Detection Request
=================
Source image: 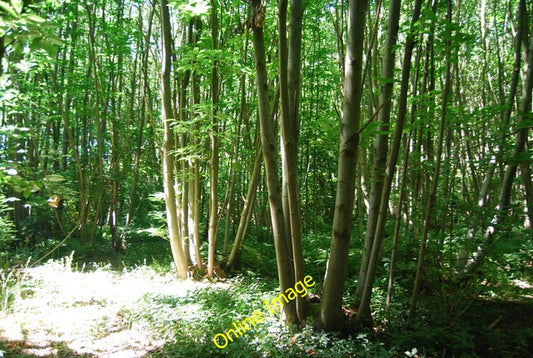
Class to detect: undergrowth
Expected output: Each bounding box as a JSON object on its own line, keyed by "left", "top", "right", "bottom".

{"left": 1, "top": 255, "right": 532, "bottom": 358}
{"left": 134, "top": 277, "right": 401, "bottom": 358}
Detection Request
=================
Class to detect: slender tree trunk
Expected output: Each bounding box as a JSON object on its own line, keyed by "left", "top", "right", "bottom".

{"left": 279, "top": 0, "right": 306, "bottom": 322}
{"left": 0, "top": 36, "right": 4, "bottom": 75}
{"left": 225, "top": 84, "right": 278, "bottom": 271}
{"left": 108, "top": 0, "right": 126, "bottom": 252}
{"left": 207, "top": 0, "right": 221, "bottom": 278}
{"left": 279, "top": 0, "right": 292, "bottom": 262}
{"left": 86, "top": 2, "right": 107, "bottom": 245}
{"left": 523, "top": 154, "right": 533, "bottom": 229}
{"left": 354, "top": 0, "right": 405, "bottom": 326}
{"left": 124, "top": 2, "right": 155, "bottom": 235}
{"left": 458, "top": 24, "right": 533, "bottom": 281}
{"left": 225, "top": 137, "right": 262, "bottom": 272}
{"left": 161, "top": 0, "right": 188, "bottom": 279}
{"left": 410, "top": 0, "right": 453, "bottom": 318}
{"left": 188, "top": 22, "right": 202, "bottom": 268}
{"left": 354, "top": 0, "right": 402, "bottom": 307}
{"left": 52, "top": 11, "right": 87, "bottom": 242}
{"left": 386, "top": 129, "right": 412, "bottom": 307}
{"left": 317, "top": 0, "right": 368, "bottom": 332}
{"left": 250, "top": 0, "right": 297, "bottom": 323}
{"left": 222, "top": 42, "right": 250, "bottom": 255}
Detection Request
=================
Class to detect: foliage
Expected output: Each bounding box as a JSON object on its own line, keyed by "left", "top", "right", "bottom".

{"left": 0, "top": 0, "right": 532, "bottom": 355}
{"left": 0, "top": 256, "right": 531, "bottom": 356}
{"left": 0, "top": 195, "right": 16, "bottom": 263}
{"left": 0, "top": 259, "right": 31, "bottom": 312}
{"left": 0, "top": 0, "right": 63, "bottom": 57}
{"left": 137, "top": 276, "right": 399, "bottom": 358}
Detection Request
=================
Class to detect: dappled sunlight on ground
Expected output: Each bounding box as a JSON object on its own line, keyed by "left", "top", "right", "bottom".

{"left": 513, "top": 279, "right": 533, "bottom": 297}
{"left": 0, "top": 259, "right": 227, "bottom": 358}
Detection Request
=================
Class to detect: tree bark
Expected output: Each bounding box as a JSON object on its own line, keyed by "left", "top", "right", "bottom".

{"left": 161, "top": 0, "right": 189, "bottom": 280}
{"left": 317, "top": 0, "right": 368, "bottom": 332}
{"left": 354, "top": 0, "right": 402, "bottom": 308}
{"left": 225, "top": 137, "right": 262, "bottom": 272}
{"left": 410, "top": 0, "right": 453, "bottom": 318}
{"left": 354, "top": 0, "right": 403, "bottom": 326}
{"left": 458, "top": 21, "right": 533, "bottom": 281}
{"left": 207, "top": 0, "right": 221, "bottom": 278}
{"left": 250, "top": 0, "right": 297, "bottom": 323}
{"left": 279, "top": 0, "right": 306, "bottom": 322}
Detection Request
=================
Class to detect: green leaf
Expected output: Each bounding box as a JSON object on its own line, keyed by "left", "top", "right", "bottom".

{"left": 10, "top": 0, "right": 22, "bottom": 13}
{"left": 45, "top": 34, "right": 64, "bottom": 46}
{"left": 45, "top": 174, "right": 66, "bottom": 182}
{"left": 177, "top": 0, "right": 210, "bottom": 17}
{"left": 421, "top": 8, "right": 437, "bottom": 22}
{"left": 22, "top": 13, "right": 46, "bottom": 23}
{"left": 23, "top": 189, "right": 31, "bottom": 199}
{"left": 0, "top": 1, "right": 17, "bottom": 17}
{"left": 30, "top": 36, "right": 43, "bottom": 52}
{"left": 41, "top": 40, "right": 59, "bottom": 58}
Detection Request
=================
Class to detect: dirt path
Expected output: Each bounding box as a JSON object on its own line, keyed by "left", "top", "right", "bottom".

{"left": 0, "top": 260, "right": 212, "bottom": 358}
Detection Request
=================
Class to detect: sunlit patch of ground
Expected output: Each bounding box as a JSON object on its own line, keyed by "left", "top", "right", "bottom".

{"left": 512, "top": 279, "right": 533, "bottom": 299}
{"left": 0, "top": 259, "right": 227, "bottom": 358}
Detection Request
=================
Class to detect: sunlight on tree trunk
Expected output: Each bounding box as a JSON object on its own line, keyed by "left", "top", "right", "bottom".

{"left": 160, "top": 0, "right": 188, "bottom": 280}
{"left": 251, "top": 0, "right": 297, "bottom": 324}
{"left": 207, "top": 0, "right": 221, "bottom": 278}
{"left": 317, "top": 0, "right": 368, "bottom": 332}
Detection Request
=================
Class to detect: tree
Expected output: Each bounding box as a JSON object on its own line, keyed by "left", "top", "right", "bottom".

{"left": 317, "top": 0, "right": 369, "bottom": 332}
{"left": 160, "top": 0, "right": 189, "bottom": 280}
{"left": 207, "top": 0, "right": 221, "bottom": 278}
{"left": 409, "top": 0, "right": 454, "bottom": 318}
{"left": 457, "top": 0, "right": 533, "bottom": 282}
{"left": 354, "top": 0, "right": 404, "bottom": 326}
{"left": 250, "top": 0, "right": 297, "bottom": 323}
{"left": 278, "top": 0, "right": 306, "bottom": 322}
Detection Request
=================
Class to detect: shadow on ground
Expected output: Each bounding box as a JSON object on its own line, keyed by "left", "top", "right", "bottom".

{"left": 0, "top": 339, "right": 97, "bottom": 358}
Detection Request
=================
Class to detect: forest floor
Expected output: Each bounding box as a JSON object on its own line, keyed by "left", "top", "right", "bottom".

{"left": 0, "top": 258, "right": 227, "bottom": 358}
{"left": 0, "top": 257, "right": 532, "bottom": 358}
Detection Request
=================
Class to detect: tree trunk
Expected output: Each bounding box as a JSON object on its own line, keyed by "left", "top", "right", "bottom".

{"left": 458, "top": 21, "right": 533, "bottom": 281}
{"left": 317, "top": 0, "right": 368, "bottom": 332}
{"left": 123, "top": 2, "right": 155, "bottom": 240}
{"left": 279, "top": 0, "right": 306, "bottom": 322}
{"left": 354, "top": 0, "right": 402, "bottom": 308}
{"left": 354, "top": 0, "right": 403, "bottom": 326}
{"left": 250, "top": 0, "right": 297, "bottom": 323}
{"left": 207, "top": 0, "right": 221, "bottom": 278}
{"left": 225, "top": 137, "right": 262, "bottom": 272}
{"left": 160, "top": 0, "right": 188, "bottom": 280}
{"left": 410, "top": 0, "right": 453, "bottom": 318}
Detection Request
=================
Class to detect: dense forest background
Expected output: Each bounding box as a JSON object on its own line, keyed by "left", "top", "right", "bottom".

{"left": 1, "top": 0, "right": 532, "bottom": 356}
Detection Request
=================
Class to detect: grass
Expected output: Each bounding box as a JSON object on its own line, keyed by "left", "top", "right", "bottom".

{"left": 0, "top": 253, "right": 532, "bottom": 358}
{"left": 0, "top": 256, "right": 216, "bottom": 357}
{"left": 0, "top": 255, "right": 394, "bottom": 357}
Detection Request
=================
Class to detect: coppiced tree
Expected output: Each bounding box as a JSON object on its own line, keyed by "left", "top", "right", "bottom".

{"left": 354, "top": 0, "right": 403, "bottom": 326}
{"left": 160, "top": 0, "right": 189, "bottom": 279}
{"left": 250, "top": 0, "right": 298, "bottom": 323}
{"left": 207, "top": 0, "right": 221, "bottom": 278}
{"left": 457, "top": 0, "right": 533, "bottom": 282}
{"left": 317, "top": 0, "right": 368, "bottom": 332}
{"left": 278, "top": 0, "right": 306, "bottom": 322}
{"left": 1, "top": 1, "right": 532, "bottom": 348}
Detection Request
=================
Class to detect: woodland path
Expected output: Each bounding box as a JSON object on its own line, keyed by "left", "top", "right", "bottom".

{"left": 0, "top": 260, "right": 217, "bottom": 358}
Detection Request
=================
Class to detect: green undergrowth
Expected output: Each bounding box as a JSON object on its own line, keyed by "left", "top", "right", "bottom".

{"left": 139, "top": 276, "right": 398, "bottom": 358}
{"left": 1, "top": 255, "right": 532, "bottom": 358}
{"left": 137, "top": 273, "right": 533, "bottom": 357}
